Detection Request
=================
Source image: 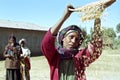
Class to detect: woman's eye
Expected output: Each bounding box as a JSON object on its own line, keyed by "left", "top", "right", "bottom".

{"left": 69, "top": 35, "right": 74, "bottom": 39}
{"left": 68, "top": 36, "right": 79, "bottom": 41}
{"left": 75, "top": 38, "right": 79, "bottom": 41}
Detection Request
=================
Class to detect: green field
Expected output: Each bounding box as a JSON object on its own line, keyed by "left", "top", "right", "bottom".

{"left": 0, "top": 49, "right": 120, "bottom": 80}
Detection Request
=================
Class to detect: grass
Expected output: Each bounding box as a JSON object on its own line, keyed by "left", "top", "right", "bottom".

{"left": 86, "top": 49, "right": 120, "bottom": 80}
{"left": 0, "top": 49, "right": 120, "bottom": 80}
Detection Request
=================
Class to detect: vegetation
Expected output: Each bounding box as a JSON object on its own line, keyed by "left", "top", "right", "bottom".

{"left": 81, "top": 23, "right": 120, "bottom": 49}
{"left": 0, "top": 49, "right": 120, "bottom": 80}
{"left": 116, "top": 23, "right": 120, "bottom": 33}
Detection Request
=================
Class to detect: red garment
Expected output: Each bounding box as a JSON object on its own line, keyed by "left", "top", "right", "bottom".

{"left": 24, "top": 57, "right": 31, "bottom": 70}
{"left": 41, "top": 29, "right": 102, "bottom": 80}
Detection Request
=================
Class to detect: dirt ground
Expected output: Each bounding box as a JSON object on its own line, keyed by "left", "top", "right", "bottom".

{"left": 30, "top": 56, "right": 50, "bottom": 80}
{"left": 0, "top": 49, "right": 120, "bottom": 80}
{"left": 0, "top": 56, "right": 49, "bottom": 80}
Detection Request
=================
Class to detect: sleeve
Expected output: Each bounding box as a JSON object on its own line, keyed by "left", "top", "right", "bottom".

{"left": 3, "top": 45, "right": 10, "bottom": 58}
{"left": 27, "top": 49, "right": 31, "bottom": 57}
{"left": 75, "top": 48, "right": 91, "bottom": 67}
{"left": 25, "top": 48, "right": 31, "bottom": 57}
{"left": 75, "top": 18, "right": 103, "bottom": 67}
{"left": 88, "top": 18, "right": 103, "bottom": 64}
{"left": 41, "top": 29, "right": 59, "bottom": 64}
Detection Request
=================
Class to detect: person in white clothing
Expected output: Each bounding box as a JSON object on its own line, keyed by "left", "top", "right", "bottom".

{"left": 19, "top": 38, "right": 31, "bottom": 80}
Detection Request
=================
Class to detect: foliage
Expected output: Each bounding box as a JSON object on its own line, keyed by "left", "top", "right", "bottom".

{"left": 116, "top": 23, "right": 120, "bottom": 33}
{"left": 80, "top": 27, "right": 91, "bottom": 47}
{"left": 113, "top": 38, "right": 120, "bottom": 49}
{"left": 118, "top": 35, "right": 120, "bottom": 39}
{"left": 102, "top": 27, "right": 116, "bottom": 45}
{"left": 102, "top": 27, "right": 116, "bottom": 38}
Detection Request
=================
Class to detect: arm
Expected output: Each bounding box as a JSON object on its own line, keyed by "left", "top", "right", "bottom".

{"left": 87, "top": 0, "right": 116, "bottom": 56}
{"left": 3, "top": 50, "right": 10, "bottom": 58}
{"left": 41, "top": 5, "right": 74, "bottom": 64}
{"left": 3, "top": 45, "right": 11, "bottom": 58}
{"left": 50, "top": 4, "right": 74, "bottom": 36}
{"left": 88, "top": 18, "right": 103, "bottom": 63}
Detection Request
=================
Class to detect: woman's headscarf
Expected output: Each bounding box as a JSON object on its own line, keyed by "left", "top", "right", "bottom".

{"left": 19, "top": 38, "right": 26, "bottom": 45}
{"left": 57, "top": 25, "right": 85, "bottom": 58}
{"left": 58, "top": 25, "right": 85, "bottom": 47}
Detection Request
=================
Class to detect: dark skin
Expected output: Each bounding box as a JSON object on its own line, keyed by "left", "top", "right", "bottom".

{"left": 3, "top": 37, "right": 15, "bottom": 58}
{"left": 62, "top": 32, "right": 80, "bottom": 49}
{"left": 51, "top": 0, "right": 116, "bottom": 49}
{"left": 51, "top": 4, "right": 74, "bottom": 36}
{"left": 3, "top": 37, "right": 20, "bottom": 58}
{"left": 20, "top": 41, "right": 25, "bottom": 47}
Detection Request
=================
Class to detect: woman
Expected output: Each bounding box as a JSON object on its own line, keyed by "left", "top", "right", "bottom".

{"left": 3, "top": 34, "right": 22, "bottom": 80}
{"left": 41, "top": 1, "right": 115, "bottom": 80}
{"left": 19, "top": 38, "right": 31, "bottom": 80}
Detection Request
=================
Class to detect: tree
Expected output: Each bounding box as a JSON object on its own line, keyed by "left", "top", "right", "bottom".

{"left": 102, "top": 27, "right": 116, "bottom": 49}
{"left": 116, "top": 23, "right": 120, "bottom": 33}
{"left": 116, "top": 23, "right": 120, "bottom": 40}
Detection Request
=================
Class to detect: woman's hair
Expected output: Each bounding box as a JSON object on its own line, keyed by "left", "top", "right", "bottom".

{"left": 8, "top": 34, "right": 16, "bottom": 42}
{"left": 7, "top": 34, "right": 18, "bottom": 46}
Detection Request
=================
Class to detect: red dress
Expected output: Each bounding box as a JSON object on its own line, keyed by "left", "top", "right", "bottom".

{"left": 41, "top": 29, "right": 102, "bottom": 80}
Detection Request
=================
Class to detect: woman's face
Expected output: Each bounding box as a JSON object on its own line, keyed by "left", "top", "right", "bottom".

{"left": 8, "top": 37, "right": 16, "bottom": 46}
{"left": 9, "top": 37, "right": 15, "bottom": 44}
{"left": 62, "top": 32, "right": 80, "bottom": 50}
{"left": 20, "top": 41, "right": 25, "bottom": 47}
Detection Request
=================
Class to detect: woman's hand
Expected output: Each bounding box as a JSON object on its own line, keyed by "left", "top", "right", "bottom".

{"left": 63, "top": 4, "right": 74, "bottom": 20}
{"left": 51, "top": 4, "right": 75, "bottom": 36}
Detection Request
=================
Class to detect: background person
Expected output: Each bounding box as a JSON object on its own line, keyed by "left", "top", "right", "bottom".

{"left": 3, "top": 34, "right": 22, "bottom": 80}
{"left": 19, "top": 38, "right": 31, "bottom": 80}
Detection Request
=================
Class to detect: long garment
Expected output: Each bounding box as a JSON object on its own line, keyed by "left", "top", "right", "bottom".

{"left": 4, "top": 44, "right": 22, "bottom": 80}
{"left": 6, "top": 69, "right": 21, "bottom": 80}
{"left": 41, "top": 29, "right": 102, "bottom": 80}
{"left": 20, "top": 47, "right": 31, "bottom": 80}
{"left": 20, "top": 57, "right": 30, "bottom": 80}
